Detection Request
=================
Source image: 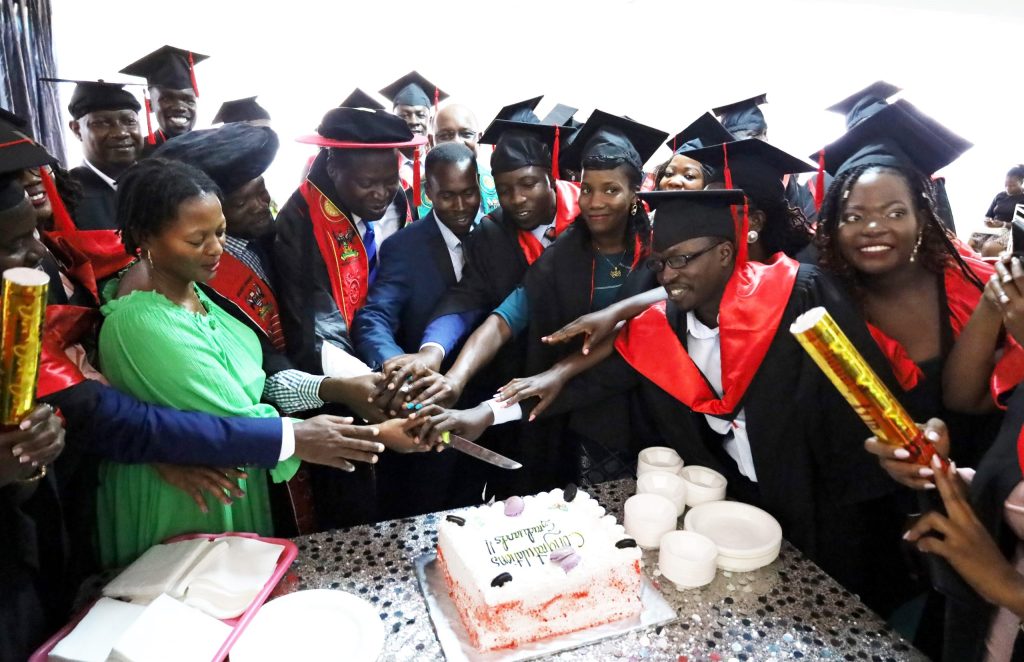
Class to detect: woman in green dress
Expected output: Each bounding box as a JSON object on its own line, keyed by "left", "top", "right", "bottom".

{"left": 95, "top": 159, "right": 416, "bottom": 567}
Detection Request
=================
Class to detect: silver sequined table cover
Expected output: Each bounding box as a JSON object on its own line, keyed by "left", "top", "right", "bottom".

{"left": 286, "top": 479, "right": 927, "bottom": 661}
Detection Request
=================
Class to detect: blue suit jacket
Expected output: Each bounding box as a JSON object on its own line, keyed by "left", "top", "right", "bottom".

{"left": 353, "top": 213, "right": 459, "bottom": 369}
{"left": 45, "top": 380, "right": 283, "bottom": 468}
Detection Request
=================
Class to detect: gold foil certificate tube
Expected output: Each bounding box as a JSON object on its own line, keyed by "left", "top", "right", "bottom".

{"left": 790, "top": 306, "right": 945, "bottom": 468}
{"left": 0, "top": 268, "right": 49, "bottom": 426}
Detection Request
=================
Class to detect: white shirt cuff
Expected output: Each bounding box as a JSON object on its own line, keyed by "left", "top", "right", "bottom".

{"left": 279, "top": 418, "right": 296, "bottom": 461}
{"left": 321, "top": 341, "right": 374, "bottom": 378}
{"left": 418, "top": 342, "right": 446, "bottom": 360}
{"left": 484, "top": 398, "right": 523, "bottom": 425}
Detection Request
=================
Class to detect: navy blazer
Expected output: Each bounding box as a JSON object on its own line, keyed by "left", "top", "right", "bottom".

{"left": 353, "top": 212, "right": 459, "bottom": 369}
{"left": 45, "top": 380, "right": 283, "bottom": 468}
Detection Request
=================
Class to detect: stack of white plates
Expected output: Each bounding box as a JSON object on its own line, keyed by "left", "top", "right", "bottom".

{"left": 683, "top": 501, "right": 782, "bottom": 572}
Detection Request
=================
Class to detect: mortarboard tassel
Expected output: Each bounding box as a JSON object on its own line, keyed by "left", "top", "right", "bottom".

{"left": 412, "top": 145, "right": 422, "bottom": 208}
{"left": 188, "top": 51, "right": 200, "bottom": 97}
{"left": 552, "top": 126, "right": 560, "bottom": 181}
{"left": 433, "top": 87, "right": 439, "bottom": 118}
{"left": 39, "top": 168, "right": 74, "bottom": 232}
{"left": 814, "top": 148, "right": 826, "bottom": 212}
{"left": 672, "top": 137, "right": 677, "bottom": 152}
{"left": 721, "top": 142, "right": 748, "bottom": 266}
{"left": 142, "top": 88, "right": 156, "bottom": 145}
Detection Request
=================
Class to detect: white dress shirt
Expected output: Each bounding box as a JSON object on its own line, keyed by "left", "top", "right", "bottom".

{"left": 685, "top": 312, "right": 758, "bottom": 482}
{"left": 83, "top": 159, "right": 118, "bottom": 190}
{"left": 434, "top": 216, "right": 465, "bottom": 281}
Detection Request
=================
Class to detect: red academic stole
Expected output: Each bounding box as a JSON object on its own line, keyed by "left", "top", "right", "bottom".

{"left": 614, "top": 254, "right": 800, "bottom": 415}
{"left": 37, "top": 304, "right": 100, "bottom": 398}
{"left": 517, "top": 180, "right": 582, "bottom": 266}
{"left": 300, "top": 179, "right": 369, "bottom": 328}
{"left": 209, "top": 252, "right": 286, "bottom": 351}
{"left": 868, "top": 257, "right": 992, "bottom": 391}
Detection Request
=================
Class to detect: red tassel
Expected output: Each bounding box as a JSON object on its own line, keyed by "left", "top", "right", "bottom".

{"left": 412, "top": 145, "right": 422, "bottom": 208}
{"left": 39, "top": 168, "right": 74, "bottom": 232}
{"left": 188, "top": 51, "right": 199, "bottom": 97}
{"left": 672, "top": 137, "right": 677, "bottom": 152}
{"left": 143, "top": 89, "right": 156, "bottom": 145}
{"left": 552, "top": 126, "right": 560, "bottom": 181}
{"left": 434, "top": 87, "right": 439, "bottom": 118}
{"left": 722, "top": 142, "right": 733, "bottom": 189}
{"left": 814, "top": 148, "right": 826, "bottom": 211}
{"left": 722, "top": 142, "right": 746, "bottom": 264}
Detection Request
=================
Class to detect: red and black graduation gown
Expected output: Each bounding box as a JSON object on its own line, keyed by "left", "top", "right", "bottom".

{"left": 273, "top": 152, "right": 410, "bottom": 376}
{"left": 527, "top": 256, "right": 914, "bottom": 614}
{"left": 864, "top": 256, "right": 1000, "bottom": 468}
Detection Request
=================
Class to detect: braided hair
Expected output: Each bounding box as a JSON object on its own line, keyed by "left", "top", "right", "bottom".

{"left": 579, "top": 157, "right": 652, "bottom": 255}
{"left": 815, "top": 163, "right": 984, "bottom": 293}
{"left": 116, "top": 158, "right": 222, "bottom": 256}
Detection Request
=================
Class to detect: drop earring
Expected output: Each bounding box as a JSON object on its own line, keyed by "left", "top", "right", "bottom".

{"left": 630, "top": 199, "right": 638, "bottom": 216}
{"left": 909, "top": 232, "right": 923, "bottom": 263}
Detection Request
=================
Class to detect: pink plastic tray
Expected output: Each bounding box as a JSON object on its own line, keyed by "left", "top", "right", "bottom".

{"left": 29, "top": 531, "right": 298, "bottom": 662}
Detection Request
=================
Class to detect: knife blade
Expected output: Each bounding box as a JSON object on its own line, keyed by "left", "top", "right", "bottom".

{"left": 440, "top": 431, "right": 522, "bottom": 470}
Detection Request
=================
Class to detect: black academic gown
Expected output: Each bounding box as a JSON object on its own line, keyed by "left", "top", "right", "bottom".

{"left": 531, "top": 264, "right": 914, "bottom": 615}
{"left": 518, "top": 223, "right": 649, "bottom": 490}
{"left": 67, "top": 166, "right": 118, "bottom": 230}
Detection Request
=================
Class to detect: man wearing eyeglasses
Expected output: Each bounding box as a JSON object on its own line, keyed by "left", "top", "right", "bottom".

{"left": 418, "top": 104, "right": 498, "bottom": 219}
{"left": 413, "top": 188, "right": 911, "bottom": 617}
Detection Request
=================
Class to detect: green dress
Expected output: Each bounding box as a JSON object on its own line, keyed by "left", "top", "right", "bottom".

{"left": 96, "top": 285, "right": 299, "bottom": 567}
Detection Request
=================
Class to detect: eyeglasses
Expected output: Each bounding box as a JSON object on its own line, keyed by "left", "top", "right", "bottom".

{"left": 645, "top": 242, "right": 724, "bottom": 272}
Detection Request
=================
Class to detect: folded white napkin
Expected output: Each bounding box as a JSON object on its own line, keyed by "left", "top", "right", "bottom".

{"left": 108, "top": 593, "right": 231, "bottom": 662}
{"left": 48, "top": 598, "right": 146, "bottom": 662}
{"left": 182, "top": 537, "right": 285, "bottom": 619}
{"left": 103, "top": 539, "right": 211, "bottom": 603}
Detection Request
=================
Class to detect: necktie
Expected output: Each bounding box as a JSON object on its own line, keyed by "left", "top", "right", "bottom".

{"left": 363, "top": 221, "right": 377, "bottom": 284}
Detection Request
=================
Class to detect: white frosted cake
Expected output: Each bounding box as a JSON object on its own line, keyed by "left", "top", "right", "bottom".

{"left": 436, "top": 486, "right": 643, "bottom": 651}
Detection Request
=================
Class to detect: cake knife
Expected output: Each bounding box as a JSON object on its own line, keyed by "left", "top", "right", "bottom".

{"left": 440, "top": 431, "right": 522, "bottom": 469}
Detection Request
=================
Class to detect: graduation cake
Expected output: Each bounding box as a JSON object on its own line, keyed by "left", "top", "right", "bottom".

{"left": 436, "top": 486, "right": 643, "bottom": 651}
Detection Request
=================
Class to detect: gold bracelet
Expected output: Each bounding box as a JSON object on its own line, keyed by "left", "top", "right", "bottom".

{"left": 17, "top": 463, "right": 47, "bottom": 484}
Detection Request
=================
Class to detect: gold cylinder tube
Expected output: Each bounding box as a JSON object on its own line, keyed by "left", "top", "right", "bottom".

{"left": 790, "top": 307, "right": 945, "bottom": 467}
{"left": 0, "top": 268, "right": 49, "bottom": 426}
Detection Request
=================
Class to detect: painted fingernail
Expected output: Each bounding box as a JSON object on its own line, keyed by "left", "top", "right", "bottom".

{"left": 415, "top": 403, "right": 423, "bottom": 410}
{"left": 948, "top": 461, "right": 957, "bottom": 474}
{"left": 11, "top": 446, "right": 22, "bottom": 457}
{"left": 931, "top": 454, "right": 942, "bottom": 469}
{"left": 924, "top": 429, "right": 941, "bottom": 442}
{"left": 371, "top": 455, "right": 378, "bottom": 463}
{"left": 375, "top": 444, "right": 385, "bottom": 452}
{"left": 1001, "top": 294, "right": 1011, "bottom": 304}
{"left": 19, "top": 455, "right": 30, "bottom": 464}
{"left": 893, "top": 448, "right": 910, "bottom": 459}
{"left": 923, "top": 483, "right": 936, "bottom": 490}
{"left": 902, "top": 530, "right": 911, "bottom": 540}
{"left": 19, "top": 419, "right": 31, "bottom": 430}
{"left": 345, "top": 464, "right": 355, "bottom": 472}
{"left": 371, "top": 427, "right": 380, "bottom": 436}
{"left": 404, "top": 403, "right": 414, "bottom": 409}
{"left": 918, "top": 467, "right": 933, "bottom": 478}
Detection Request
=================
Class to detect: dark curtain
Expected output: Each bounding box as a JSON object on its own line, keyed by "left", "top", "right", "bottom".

{"left": 1, "top": 0, "right": 66, "bottom": 161}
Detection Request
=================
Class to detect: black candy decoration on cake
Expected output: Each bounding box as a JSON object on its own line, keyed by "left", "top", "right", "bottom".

{"left": 615, "top": 538, "right": 638, "bottom": 549}
{"left": 491, "top": 572, "right": 513, "bottom": 587}
{"left": 562, "top": 483, "right": 578, "bottom": 502}
{"left": 445, "top": 515, "right": 466, "bottom": 526}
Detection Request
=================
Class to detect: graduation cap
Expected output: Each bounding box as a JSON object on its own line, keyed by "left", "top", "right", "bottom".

{"left": 153, "top": 123, "right": 279, "bottom": 195}
{"left": 826, "top": 81, "right": 901, "bottom": 129}
{"left": 379, "top": 71, "right": 449, "bottom": 109}
{"left": 120, "top": 45, "right": 208, "bottom": 95}
{"left": 558, "top": 109, "right": 668, "bottom": 174}
{"left": 814, "top": 99, "right": 972, "bottom": 178}
{"left": 642, "top": 189, "right": 748, "bottom": 251}
{"left": 480, "top": 119, "right": 563, "bottom": 176}
{"left": 712, "top": 93, "right": 768, "bottom": 137}
{"left": 40, "top": 78, "right": 142, "bottom": 120}
{"left": 339, "top": 88, "right": 384, "bottom": 110}
{"left": 297, "top": 107, "right": 427, "bottom": 149}
{"left": 685, "top": 138, "right": 816, "bottom": 208}
{"left": 665, "top": 112, "right": 734, "bottom": 155}
{"left": 0, "top": 109, "right": 59, "bottom": 212}
{"left": 541, "top": 103, "right": 578, "bottom": 127}
{"left": 493, "top": 96, "right": 544, "bottom": 124}
{"left": 212, "top": 96, "right": 270, "bottom": 124}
